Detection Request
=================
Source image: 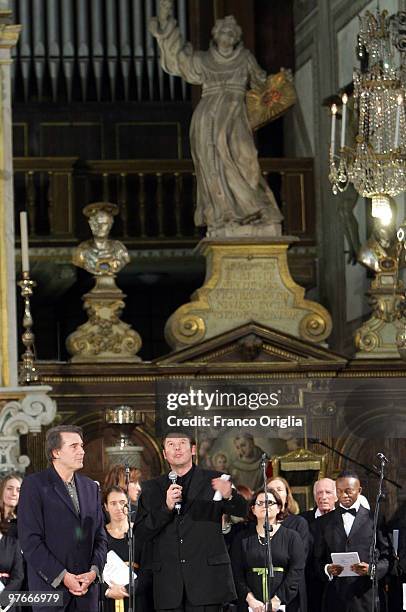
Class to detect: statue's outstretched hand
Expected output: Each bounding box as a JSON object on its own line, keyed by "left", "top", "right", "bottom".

{"left": 159, "top": 0, "right": 173, "bottom": 26}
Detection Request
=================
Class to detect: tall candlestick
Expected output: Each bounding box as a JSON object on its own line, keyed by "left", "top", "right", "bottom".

{"left": 330, "top": 104, "right": 337, "bottom": 157}
{"left": 341, "top": 93, "right": 348, "bottom": 148}
{"left": 394, "top": 94, "right": 403, "bottom": 149}
{"left": 19, "top": 211, "right": 30, "bottom": 273}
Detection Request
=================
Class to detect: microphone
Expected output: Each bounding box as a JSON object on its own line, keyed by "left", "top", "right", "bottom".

{"left": 377, "top": 452, "right": 389, "bottom": 464}
{"left": 308, "top": 437, "right": 321, "bottom": 444}
{"left": 168, "top": 470, "right": 181, "bottom": 514}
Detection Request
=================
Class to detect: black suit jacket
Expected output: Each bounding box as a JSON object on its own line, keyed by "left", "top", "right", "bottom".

{"left": 18, "top": 467, "right": 107, "bottom": 612}
{"left": 313, "top": 506, "right": 389, "bottom": 612}
{"left": 134, "top": 466, "right": 247, "bottom": 609}
{"left": 299, "top": 508, "right": 327, "bottom": 612}
{"left": 300, "top": 509, "right": 317, "bottom": 526}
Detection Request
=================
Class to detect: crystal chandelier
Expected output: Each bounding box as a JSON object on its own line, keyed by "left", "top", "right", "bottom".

{"left": 329, "top": 8, "right": 406, "bottom": 212}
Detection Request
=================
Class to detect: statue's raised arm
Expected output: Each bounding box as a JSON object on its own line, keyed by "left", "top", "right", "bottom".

{"left": 149, "top": 0, "right": 199, "bottom": 83}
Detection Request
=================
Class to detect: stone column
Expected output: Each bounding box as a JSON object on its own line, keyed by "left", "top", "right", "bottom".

{"left": 0, "top": 11, "right": 21, "bottom": 387}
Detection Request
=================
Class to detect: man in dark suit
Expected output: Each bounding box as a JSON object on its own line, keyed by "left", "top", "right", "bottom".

{"left": 300, "top": 477, "right": 337, "bottom": 612}
{"left": 18, "top": 425, "right": 107, "bottom": 612}
{"left": 134, "top": 430, "right": 247, "bottom": 612}
{"left": 313, "top": 470, "right": 389, "bottom": 612}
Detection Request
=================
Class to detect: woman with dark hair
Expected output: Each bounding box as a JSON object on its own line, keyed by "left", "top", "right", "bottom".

{"left": 103, "top": 465, "right": 142, "bottom": 510}
{"left": 231, "top": 488, "right": 305, "bottom": 612}
{"left": 104, "top": 486, "right": 153, "bottom": 612}
{"left": 0, "top": 473, "right": 22, "bottom": 536}
{"left": 103, "top": 486, "right": 131, "bottom": 611}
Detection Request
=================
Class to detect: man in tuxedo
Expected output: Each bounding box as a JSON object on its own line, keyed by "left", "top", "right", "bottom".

{"left": 300, "top": 478, "right": 337, "bottom": 612}
{"left": 313, "top": 470, "right": 389, "bottom": 612}
{"left": 134, "top": 430, "right": 247, "bottom": 612}
{"left": 18, "top": 425, "right": 107, "bottom": 611}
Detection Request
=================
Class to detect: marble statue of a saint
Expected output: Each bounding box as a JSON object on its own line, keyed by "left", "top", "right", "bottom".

{"left": 73, "top": 202, "right": 130, "bottom": 276}
{"left": 150, "top": 1, "right": 283, "bottom": 238}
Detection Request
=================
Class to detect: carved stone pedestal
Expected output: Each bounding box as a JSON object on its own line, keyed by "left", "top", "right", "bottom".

{"left": 66, "top": 276, "right": 142, "bottom": 362}
{"left": 165, "top": 238, "right": 332, "bottom": 350}
{"left": 355, "top": 270, "right": 405, "bottom": 358}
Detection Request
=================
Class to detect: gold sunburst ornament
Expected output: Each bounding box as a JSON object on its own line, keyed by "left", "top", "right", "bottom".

{"left": 247, "top": 69, "right": 297, "bottom": 131}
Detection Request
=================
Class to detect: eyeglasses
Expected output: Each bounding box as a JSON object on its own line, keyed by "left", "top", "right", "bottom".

{"left": 254, "top": 500, "right": 278, "bottom": 507}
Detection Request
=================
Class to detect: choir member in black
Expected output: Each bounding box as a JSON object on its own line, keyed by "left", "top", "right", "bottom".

{"left": 299, "top": 478, "right": 337, "bottom": 612}
{"left": 104, "top": 486, "right": 132, "bottom": 611}
{"left": 0, "top": 516, "right": 24, "bottom": 608}
{"left": 313, "top": 472, "right": 389, "bottom": 612}
{"left": 231, "top": 488, "right": 305, "bottom": 612}
{"left": 267, "top": 477, "right": 309, "bottom": 611}
{"left": 104, "top": 485, "right": 153, "bottom": 612}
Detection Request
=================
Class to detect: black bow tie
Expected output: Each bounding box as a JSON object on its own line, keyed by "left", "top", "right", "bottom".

{"left": 339, "top": 507, "right": 357, "bottom": 517}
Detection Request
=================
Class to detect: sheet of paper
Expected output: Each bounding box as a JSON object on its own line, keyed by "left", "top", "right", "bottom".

{"left": 331, "top": 552, "right": 361, "bottom": 577}
{"left": 248, "top": 606, "right": 285, "bottom": 611}
{"left": 103, "top": 549, "right": 137, "bottom": 587}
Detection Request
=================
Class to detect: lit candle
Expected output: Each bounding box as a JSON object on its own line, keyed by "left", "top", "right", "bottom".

{"left": 330, "top": 104, "right": 337, "bottom": 157}
{"left": 394, "top": 94, "right": 403, "bottom": 149}
{"left": 341, "top": 93, "right": 348, "bottom": 148}
{"left": 19, "top": 211, "right": 30, "bottom": 273}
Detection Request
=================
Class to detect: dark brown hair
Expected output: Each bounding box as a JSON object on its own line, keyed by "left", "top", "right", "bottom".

{"left": 103, "top": 464, "right": 141, "bottom": 493}
{"left": 0, "top": 473, "right": 22, "bottom": 528}
{"left": 161, "top": 431, "right": 195, "bottom": 449}
{"left": 103, "top": 485, "right": 127, "bottom": 506}
{"left": 249, "top": 487, "right": 288, "bottom": 522}
{"left": 45, "top": 425, "right": 83, "bottom": 464}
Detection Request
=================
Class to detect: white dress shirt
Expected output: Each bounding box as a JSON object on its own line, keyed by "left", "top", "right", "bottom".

{"left": 325, "top": 497, "right": 362, "bottom": 579}
{"left": 339, "top": 497, "right": 361, "bottom": 537}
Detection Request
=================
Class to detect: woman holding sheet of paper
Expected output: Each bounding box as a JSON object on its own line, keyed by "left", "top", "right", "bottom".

{"left": 104, "top": 486, "right": 132, "bottom": 611}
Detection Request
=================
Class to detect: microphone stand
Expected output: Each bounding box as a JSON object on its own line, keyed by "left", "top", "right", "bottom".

{"left": 261, "top": 453, "right": 273, "bottom": 612}
{"left": 125, "top": 463, "right": 136, "bottom": 612}
{"left": 309, "top": 438, "right": 401, "bottom": 489}
{"left": 369, "top": 455, "right": 387, "bottom": 612}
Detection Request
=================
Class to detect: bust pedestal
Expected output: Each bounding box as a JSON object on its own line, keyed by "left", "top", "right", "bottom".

{"left": 66, "top": 276, "right": 142, "bottom": 362}
{"left": 355, "top": 268, "right": 405, "bottom": 358}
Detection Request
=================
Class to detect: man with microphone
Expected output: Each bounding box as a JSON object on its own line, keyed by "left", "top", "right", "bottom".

{"left": 134, "top": 430, "right": 247, "bottom": 611}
